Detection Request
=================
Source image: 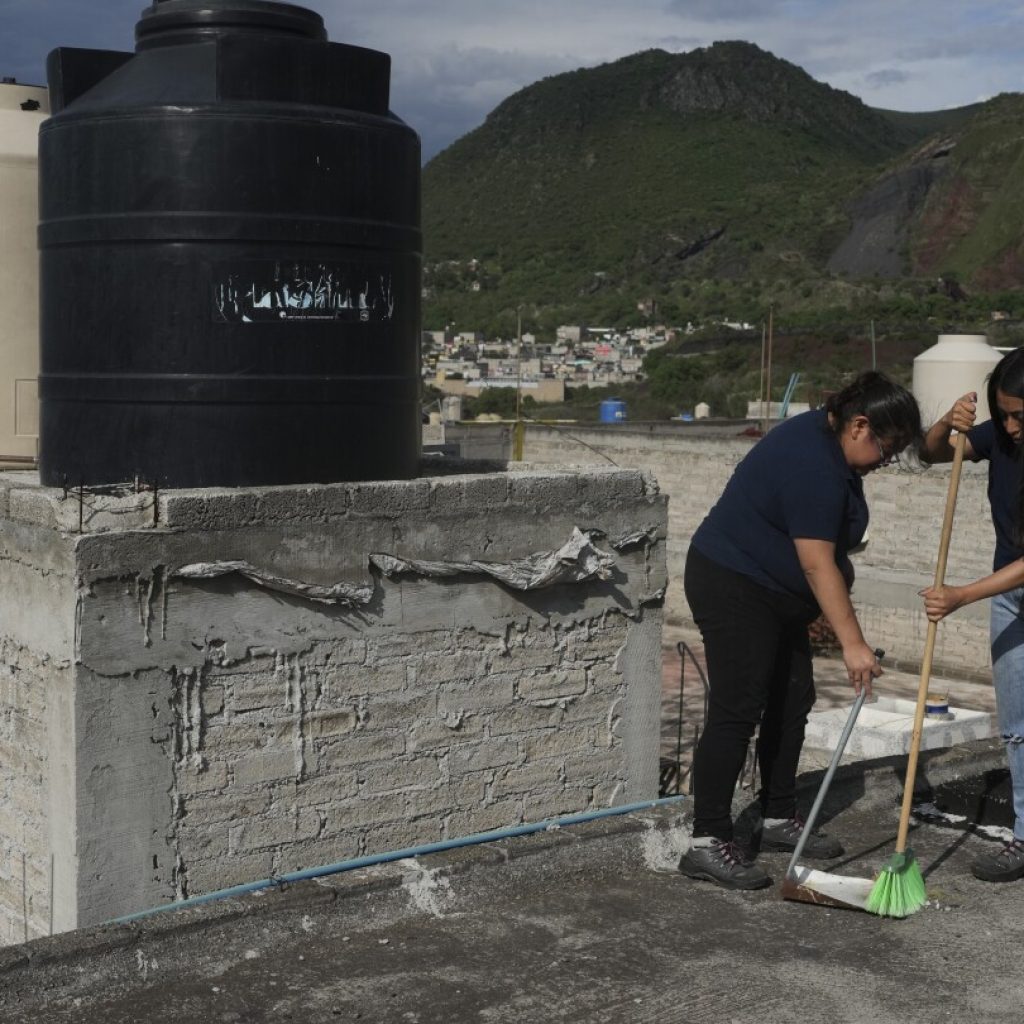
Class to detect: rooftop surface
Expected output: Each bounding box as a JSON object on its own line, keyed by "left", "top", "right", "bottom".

{"left": 0, "top": 632, "right": 1006, "bottom": 1022}
{"left": 0, "top": 725, "right": 1018, "bottom": 1024}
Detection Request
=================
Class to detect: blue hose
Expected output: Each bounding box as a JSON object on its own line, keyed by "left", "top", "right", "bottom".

{"left": 109, "top": 795, "right": 687, "bottom": 925}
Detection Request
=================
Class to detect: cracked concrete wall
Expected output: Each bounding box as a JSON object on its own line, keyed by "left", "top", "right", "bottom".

{"left": 0, "top": 465, "right": 666, "bottom": 933}
{"left": 0, "top": 513, "right": 77, "bottom": 943}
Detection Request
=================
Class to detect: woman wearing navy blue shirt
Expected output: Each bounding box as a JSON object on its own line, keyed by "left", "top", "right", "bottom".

{"left": 680, "top": 372, "right": 922, "bottom": 890}
{"left": 921, "top": 348, "right": 1024, "bottom": 883}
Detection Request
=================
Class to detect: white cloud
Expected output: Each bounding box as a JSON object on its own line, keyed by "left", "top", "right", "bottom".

{"left": 1, "top": 0, "right": 1021, "bottom": 157}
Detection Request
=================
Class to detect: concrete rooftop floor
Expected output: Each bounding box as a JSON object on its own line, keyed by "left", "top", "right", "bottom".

{"left": 0, "top": 733, "right": 1020, "bottom": 1022}
{"left": 0, "top": 638, "right": 1013, "bottom": 1023}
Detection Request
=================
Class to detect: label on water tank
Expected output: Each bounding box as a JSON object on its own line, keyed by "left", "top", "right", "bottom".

{"left": 212, "top": 261, "right": 395, "bottom": 324}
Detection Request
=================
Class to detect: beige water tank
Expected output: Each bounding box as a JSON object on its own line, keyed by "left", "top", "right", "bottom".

{"left": 912, "top": 334, "right": 1001, "bottom": 427}
{"left": 0, "top": 80, "right": 48, "bottom": 462}
{"left": 695, "top": 401, "right": 710, "bottom": 419}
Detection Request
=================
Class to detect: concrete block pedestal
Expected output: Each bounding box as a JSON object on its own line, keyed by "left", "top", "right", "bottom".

{"left": 0, "top": 462, "right": 666, "bottom": 940}
{"left": 805, "top": 697, "right": 993, "bottom": 760}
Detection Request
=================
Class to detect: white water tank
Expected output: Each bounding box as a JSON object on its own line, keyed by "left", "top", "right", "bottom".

{"left": 695, "top": 401, "right": 710, "bottom": 419}
{"left": 0, "top": 80, "right": 49, "bottom": 462}
{"left": 912, "top": 334, "right": 1001, "bottom": 427}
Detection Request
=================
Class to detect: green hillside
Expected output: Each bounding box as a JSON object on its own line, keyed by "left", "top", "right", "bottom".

{"left": 909, "top": 94, "right": 1024, "bottom": 288}
{"left": 421, "top": 42, "right": 1024, "bottom": 338}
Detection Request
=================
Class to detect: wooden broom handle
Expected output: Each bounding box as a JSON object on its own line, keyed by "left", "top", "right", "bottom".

{"left": 895, "top": 429, "right": 967, "bottom": 853}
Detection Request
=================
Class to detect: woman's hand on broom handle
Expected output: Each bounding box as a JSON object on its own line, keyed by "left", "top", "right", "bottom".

{"left": 921, "top": 558, "right": 1024, "bottom": 622}
{"left": 922, "top": 583, "right": 966, "bottom": 621}
{"left": 920, "top": 392, "right": 976, "bottom": 464}
{"left": 843, "top": 640, "right": 883, "bottom": 697}
{"left": 947, "top": 393, "right": 978, "bottom": 433}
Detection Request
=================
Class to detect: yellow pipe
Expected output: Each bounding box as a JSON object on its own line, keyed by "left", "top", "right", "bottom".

{"left": 513, "top": 419, "right": 525, "bottom": 461}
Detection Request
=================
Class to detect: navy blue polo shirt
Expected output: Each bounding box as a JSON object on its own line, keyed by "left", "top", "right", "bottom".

{"left": 967, "top": 419, "right": 1024, "bottom": 571}
{"left": 691, "top": 409, "right": 868, "bottom": 604}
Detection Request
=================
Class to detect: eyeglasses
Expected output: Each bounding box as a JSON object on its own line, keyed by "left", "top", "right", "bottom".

{"left": 872, "top": 430, "right": 900, "bottom": 467}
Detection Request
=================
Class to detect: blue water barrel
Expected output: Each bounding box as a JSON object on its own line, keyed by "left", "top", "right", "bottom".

{"left": 599, "top": 399, "right": 627, "bottom": 424}
{"left": 38, "top": 0, "right": 420, "bottom": 488}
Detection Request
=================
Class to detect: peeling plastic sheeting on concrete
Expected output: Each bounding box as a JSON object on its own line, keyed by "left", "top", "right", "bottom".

{"left": 172, "top": 561, "right": 374, "bottom": 606}
{"left": 609, "top": 526, "right": 661, "bottom": 551}
{"left": 370, "top": 526, "right": 615, "bottom": 591}
{"left": 608, "top": 526, "right": 665, "bottom": 607}
{"left": 170, "top": 527, "right": 618, "bottom": 607}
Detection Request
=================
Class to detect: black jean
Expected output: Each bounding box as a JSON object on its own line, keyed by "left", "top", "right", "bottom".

{"left": 684, "top": 546, "right": 818, "bottom": 841}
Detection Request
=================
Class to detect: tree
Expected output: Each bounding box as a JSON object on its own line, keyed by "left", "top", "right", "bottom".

{"left": 463, "top": 387, "right": 518, "bottom": 419}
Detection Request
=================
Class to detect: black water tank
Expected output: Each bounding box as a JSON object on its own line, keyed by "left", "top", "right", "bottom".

{"left": 39, "top": 0, "right": 421, "bottom": 488}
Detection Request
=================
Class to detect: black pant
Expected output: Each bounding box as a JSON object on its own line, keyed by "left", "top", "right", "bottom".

{"left": 684, "top": 546, "right": 818, "bottom": 841}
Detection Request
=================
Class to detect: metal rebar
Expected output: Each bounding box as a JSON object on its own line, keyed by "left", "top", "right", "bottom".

{"left": 675, "top": 641, "right": 712, "bottom": 795}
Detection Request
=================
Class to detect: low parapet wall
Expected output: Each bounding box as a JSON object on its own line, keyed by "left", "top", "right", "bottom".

{"left": 0, "top": 463, "right": 666, "bottom": 939}
{"left": 515, "top": 423, "right": 993, "bottom": 679}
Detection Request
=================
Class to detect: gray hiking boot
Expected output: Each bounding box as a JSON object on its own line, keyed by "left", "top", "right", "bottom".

{"left": 679, "top": 839, "right": 771, "bottom": 890}
{"left": 757, "top": 816, "right": 843, "bottom": 859}
{"left": 971, "top": 838, "right": 1024, "bottom": 883}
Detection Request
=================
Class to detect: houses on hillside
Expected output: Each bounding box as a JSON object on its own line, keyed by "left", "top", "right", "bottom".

{"left": 423, "top": 324, "right": 673, "bottom": 397}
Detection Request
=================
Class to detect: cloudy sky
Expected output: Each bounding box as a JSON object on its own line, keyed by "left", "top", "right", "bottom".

{"left": 3, "top": 0, "right": 1022, "bottom": 160}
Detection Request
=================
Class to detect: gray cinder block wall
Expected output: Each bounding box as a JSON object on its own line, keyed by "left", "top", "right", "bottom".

{"left": 0, "top": 464, "right": 666, "bottom": 940}
{"left": 513, "top": 423, "right": 992, "bottom": 678}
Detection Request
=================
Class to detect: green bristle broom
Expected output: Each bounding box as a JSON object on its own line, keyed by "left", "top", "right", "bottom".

{"left": 867, "top": 430, "right": 966, "bottom": 918}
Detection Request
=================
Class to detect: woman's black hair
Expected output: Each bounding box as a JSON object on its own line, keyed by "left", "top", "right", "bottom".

{"left": 987, "top": 347, "right": 1024, "bottom": 547}
{"left": 824, "top": 370, "right": 922, "bottom": 452}
{"left": 988, "top": 347, "right": 1024, "bottom": 453}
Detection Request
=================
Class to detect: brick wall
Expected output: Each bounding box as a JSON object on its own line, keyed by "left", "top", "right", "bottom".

{"left": 156, "top": 616, "right": 634, "bottom": 898}
{"left": 0, "top": 641, "right": 61, "bottom": 944}
{"left": 0, "top": 506, "right": 76, "bottom": 945}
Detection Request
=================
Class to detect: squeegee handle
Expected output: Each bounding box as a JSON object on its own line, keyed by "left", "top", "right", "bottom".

{"left": 785, "top": 685, "right": 869, "bottom": 879}
{"left": 895, "top": 429, "right": 967, "bottom": 854}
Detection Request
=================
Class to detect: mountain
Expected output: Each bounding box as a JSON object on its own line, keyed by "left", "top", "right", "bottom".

{"left": 904, "top": 95, "right": 1024, "bottom": 289}
{"left": 421, "top": 42, "right": 1024, "bottom": 335}
{"left": 827, "top": 95, "right": 1024, "bottom": 289}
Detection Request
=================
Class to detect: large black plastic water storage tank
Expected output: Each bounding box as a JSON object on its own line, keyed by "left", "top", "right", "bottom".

{"left": 38, "top": 0, "right": 420, "bottom": 488}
